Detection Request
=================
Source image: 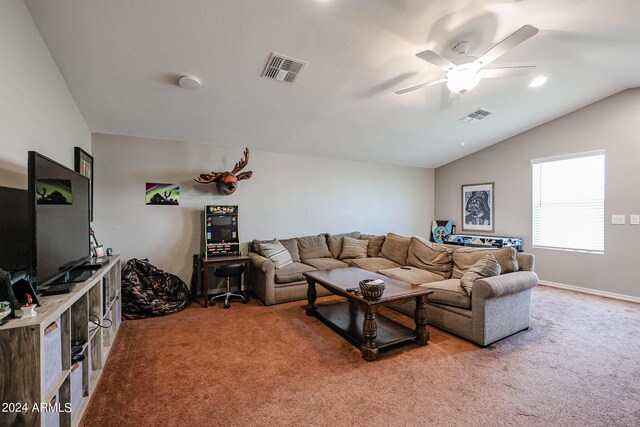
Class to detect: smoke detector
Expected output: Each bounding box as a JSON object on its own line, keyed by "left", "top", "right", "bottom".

{"left": 453, "top": 41, "right": 470, "bottom": 56}
{"left": 178, "top": 75, "right": 201, "bottom": 90}
{"left": 261, "top": 53, "right": 307, "bottom": 84}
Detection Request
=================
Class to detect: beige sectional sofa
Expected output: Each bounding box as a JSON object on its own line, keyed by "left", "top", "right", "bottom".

{"left": 249, "top": 231, "right": 538, "bottom": 346}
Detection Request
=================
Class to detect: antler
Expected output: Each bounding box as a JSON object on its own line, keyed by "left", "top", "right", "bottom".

{"left": 236, "top": 171, "right": 253, "bottom": 181}
{"left": 231, "top": 147, "right": 250, "bottom": 175}
{"left": 194, "top": 172, "right": 223, "bottom": 183}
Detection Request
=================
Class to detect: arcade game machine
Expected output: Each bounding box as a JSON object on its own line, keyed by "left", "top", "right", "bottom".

{"left": 204, "top": 205, "right": 240, "bottom": 259}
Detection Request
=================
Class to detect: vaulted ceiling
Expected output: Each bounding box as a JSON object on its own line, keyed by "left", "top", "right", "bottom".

{"left": 25, "top": 0, "right": 640, "bottom": 167}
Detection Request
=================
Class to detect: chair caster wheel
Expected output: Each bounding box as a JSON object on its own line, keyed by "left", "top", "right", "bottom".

{"left": 223, "top": 303, "right": 231, "bottom": 309}
{"left": 242, "top": 298, "right": 249, "bottom": 304}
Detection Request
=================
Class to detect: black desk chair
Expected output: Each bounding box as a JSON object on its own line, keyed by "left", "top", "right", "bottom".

{"left": 210, "top": 264, "right": 247, "bottom": 309}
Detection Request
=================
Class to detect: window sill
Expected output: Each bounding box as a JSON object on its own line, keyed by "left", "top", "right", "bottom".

{"left": 532, "top": 245, "right": 604, "bottom": 255}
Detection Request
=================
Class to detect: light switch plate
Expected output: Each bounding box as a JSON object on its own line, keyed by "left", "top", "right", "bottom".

{"left": 611, "top": 214, "right": 626, "bottom": 225}
{"left": 630, "top": 215, "right": 640, "bottom": 225}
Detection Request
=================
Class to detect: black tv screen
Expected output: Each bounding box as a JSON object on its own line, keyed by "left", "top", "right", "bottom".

{"left": 28, "top": 152, "right": 90, "bottom": 287}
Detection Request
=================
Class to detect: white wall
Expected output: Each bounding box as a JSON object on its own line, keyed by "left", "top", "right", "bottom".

{"left": 92, "top": 134, "right": 434, "bottom": 282}
{"left": 0, "top": 0, "right": 90, "bottom": 188}
{"left": 435, "top": 89, "right": 640, "bottom": 298}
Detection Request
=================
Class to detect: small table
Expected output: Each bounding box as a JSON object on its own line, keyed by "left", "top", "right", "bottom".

{"left": 201, "top": 255, "right": 250, "bottom": 307}
{"left": 304, "top": 267, "right": 434, "bottom": 361}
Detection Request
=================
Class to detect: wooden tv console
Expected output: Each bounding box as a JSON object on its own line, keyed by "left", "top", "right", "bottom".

{"left": 0, "top": 256, "right": 122, "bottom": 427}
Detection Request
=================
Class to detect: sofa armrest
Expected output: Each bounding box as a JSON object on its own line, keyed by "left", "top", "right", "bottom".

{"left": 248, "top": 252, "right": 275, "bottom": 275}
{"left": 248, "top": 252, "right": 276, "bottom": 305}
{"left": 473, "top": 271, "right": 539, "bottom": 299}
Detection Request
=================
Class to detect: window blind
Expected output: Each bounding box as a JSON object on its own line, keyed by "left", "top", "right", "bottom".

{"left": 532, "top": 151, "right": 605, "bottom": 253}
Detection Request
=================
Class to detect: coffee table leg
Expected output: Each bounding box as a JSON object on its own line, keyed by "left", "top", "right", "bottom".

{"left": 414, "top": 295, "right": 429, "bottom": 345}
{"left": 305, "top": 279, "right": 317, "bottom": 316}
{"left": 362, "top": 305, "right": 379, "bottom": 361}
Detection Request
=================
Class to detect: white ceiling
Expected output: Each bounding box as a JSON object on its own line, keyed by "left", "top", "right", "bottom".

{"left": 25, "top": 0, "right": 640, "bottom": 168}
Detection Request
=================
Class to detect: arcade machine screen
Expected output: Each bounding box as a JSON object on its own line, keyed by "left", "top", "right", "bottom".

{"left": 205, "top": 205, "right": 239, "bottom": 258}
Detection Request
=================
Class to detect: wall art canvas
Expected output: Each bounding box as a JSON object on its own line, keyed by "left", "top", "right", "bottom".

{"left": 36, "top": 179, "right": 73, "bottom": 205}
{"left": 145, "top": 183, "right": 179, "bottom": 205}
{"left": 462, "top": 183, "right": 494, "bottom": 232}
{"left": 431, "top": 220, "right": 454, "bottom": 243}
{"left": 74, "top": 147, "right": 94, "bottom": 221}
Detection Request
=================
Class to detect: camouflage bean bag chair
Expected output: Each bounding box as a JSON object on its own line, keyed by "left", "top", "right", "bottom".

{"left": 121, "top": 258, "right": 191, "bottom": 319}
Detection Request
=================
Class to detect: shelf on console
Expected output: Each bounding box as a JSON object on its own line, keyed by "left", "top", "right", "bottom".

{"left": 89, "top": 370, "right": 101, "bottom": 392}
{"left": 0, "top": 256, "right": 122, "bottom": 427}
{"left": 72, "top": 395, "right": 90, "bottom": 426}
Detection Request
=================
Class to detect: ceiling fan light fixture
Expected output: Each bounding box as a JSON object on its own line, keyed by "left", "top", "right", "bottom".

{"left": 446, "top": 66, "right": 481, "bottom": 94}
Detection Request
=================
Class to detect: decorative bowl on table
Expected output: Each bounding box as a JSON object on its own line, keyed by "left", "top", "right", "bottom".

{"left": 359, "top": 279, "right": 385, "bottom": 300}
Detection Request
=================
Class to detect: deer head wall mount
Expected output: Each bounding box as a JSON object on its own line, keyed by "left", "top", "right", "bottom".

{"left": 194, "top": 147, "right": 253, "bottom": 195}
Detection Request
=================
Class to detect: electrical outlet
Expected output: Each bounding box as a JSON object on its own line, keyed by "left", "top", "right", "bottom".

{"left": 630, "top": 215, "right": 640, "bottom": 225}
{"left": 611, "top": 215, "right": 626, "bottom": 225}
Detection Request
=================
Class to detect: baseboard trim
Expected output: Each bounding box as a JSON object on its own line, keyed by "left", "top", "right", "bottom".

{"left": 538, "top": 280, "right": 640, "bottom": 303}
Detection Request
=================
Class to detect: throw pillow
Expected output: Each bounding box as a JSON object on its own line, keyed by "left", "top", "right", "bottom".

{"left": 360, "top": 234, "right": 385, "bottom": 257}
{"left": 452, "top": 246, "right": 519, "bottom": 278}
{"left": 460, "top": 253, "right": 501, "bottom": 295}
{"left": 258, "top": 239, "right": 293, "bottom": 269}
{"left": 380, "top": 233, "right": 411, "bottom": 265}
{"left": 339, "top": 237, "right": 369, "bottom": 260}
{"left": 326, "top": 232, "right": 361, "bottom": 258}
{"left": 279, "top": 238, "right": 301, "bottom": 263}
{"left": 406, "top": 236, "right": 454, "bottom": 279}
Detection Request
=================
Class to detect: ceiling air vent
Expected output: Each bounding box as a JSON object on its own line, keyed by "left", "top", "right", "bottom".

{"left": 458, "top": 109, "right": 493, "bottom": 124}
{"left": 261, "top": 53, "right": 307, "bottom": 85}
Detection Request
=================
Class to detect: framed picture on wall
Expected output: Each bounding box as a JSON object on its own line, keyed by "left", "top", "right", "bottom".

{"left": 461, "top": 182, "right": 494, "bottom": 232}
{"left": 74, "top": 147, "right": 94, "bottom": 221}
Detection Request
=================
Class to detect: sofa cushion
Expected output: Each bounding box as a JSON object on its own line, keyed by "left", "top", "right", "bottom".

{"left": 297, "top": 235, "right": 332, "bottom": 260}
{"left": 257, "top": 239, "right": 293, "bottom": 269}
{"left": 274, "top": 262, "right": 317, "bottom": 284}
{"left": 460, "top": 253, "right": 501, "bottom": 295}
{"left": 421, "top": 279, "right": 471, "bottom": 309}
{"left": 360, "top": 234, "right": 385, "bottom": 257}
{"left": 516, "top": 252, "right": 535, "bottom": 272}
{"left": 453, "top": 246, "right": 519, "bottom": 279}
{"left": 302, "top": 258, "right": 350, "bottom": 270}
{"left": 339, "top": 237, "right": 369, "bottom": 260}
{"left": 492, "top": 246, "right": 519, "bottom": 274}
{"left": 349, "top": 257, "right": 401, "bottom": 273}
{"left": 379, "top": 267, "right": 444, "bottom": 285}
{"left": 379, "top": 233, "right": 411, "bottom": 265}
{"left": 406, "top": 237, "right": 454, "bottom": 279}
{"left": 326, "top": 232, "right": 361, "bottom": 258}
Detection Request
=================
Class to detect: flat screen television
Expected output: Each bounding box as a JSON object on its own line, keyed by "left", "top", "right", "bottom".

{"left": 28, "top": 152, "right": 91, "bottom": 288}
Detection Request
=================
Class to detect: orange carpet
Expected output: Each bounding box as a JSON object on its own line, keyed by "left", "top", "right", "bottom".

{"left": 81, "top": 286, "right": 640, "bottom": 426}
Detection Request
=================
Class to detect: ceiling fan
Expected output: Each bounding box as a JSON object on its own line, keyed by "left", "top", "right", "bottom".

{"left": 396, "top": 25, "right": 539, "bottom": 95}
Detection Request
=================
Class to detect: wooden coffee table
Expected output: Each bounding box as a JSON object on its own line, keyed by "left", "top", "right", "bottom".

{"left": 304, "top": 267, "right": 434, "bottom": 361}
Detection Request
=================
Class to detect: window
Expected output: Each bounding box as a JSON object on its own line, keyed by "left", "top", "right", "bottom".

{"left": 532, "top": 151, "right": 605, "bottom": 253}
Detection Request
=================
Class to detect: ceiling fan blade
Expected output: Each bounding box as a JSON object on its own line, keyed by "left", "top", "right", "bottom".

{"left": 479, "top": 66, "right": 536, "bottom": 79}
{"left": 395, "top": 78, "right": 448, "bottom": 95}
{"left": 416, "top": 50, "right": 456, "bottom": 71}
{"left": 474, "top": 25, "right": 539, "bottom": 67}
